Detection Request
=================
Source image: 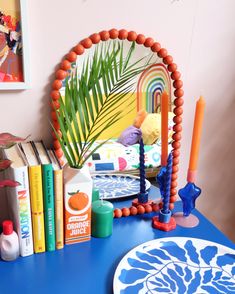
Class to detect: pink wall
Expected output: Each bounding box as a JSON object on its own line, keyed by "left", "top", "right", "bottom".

{"left": 0, "top": 0, "right": 234, "bottom": 241}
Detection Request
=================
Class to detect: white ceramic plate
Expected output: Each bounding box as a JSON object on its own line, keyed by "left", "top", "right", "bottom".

{"left": 113, "top": 237, "right": 235, "bottom": 294}
{"left": 92, "top": 174, "right": 151, "bottom": 200}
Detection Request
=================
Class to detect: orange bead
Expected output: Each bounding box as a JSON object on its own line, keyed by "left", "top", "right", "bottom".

{"left": 144, "top": 37, "right": 154, "bottom": 47}
{"left": 66, "top": 51, "right": 77, "bottom": 62}
{"left": 55, "top": 148, "right": 63, "bottom": 158}
{"left": 169, "top": 203, "right": 174, "bottom": 210}
{"left": 90, "top": 33, "right": 101, "bottom": 44}
{"left": 172, "top": 141, "right": 181, "bottom": 149}
{"left": 172, "top": 133, "right": 181, "bottom": 141}
{"left": 53, "top": 139, "right": 61, "bottom": 150}
{"left": 171, "top": 71, "right": 181, "bottom": 81}
{"left": 173, "top": 79, "right": 183, "bottom": 89}
{"left": 145, "top": 204, "right": 152, "bottom": 213}
{"left": 114, "top": 208, "right": 122, "bottom": 218}
{"left": 174, "top": 88, "right": 184, "bottom": 98}
{"left": 51, "top": 100, "right": 60, "bottom": 110}
{"left": 152, "top": 203, "right": 159, "bottom": 212}
{"left": 118, "top": 29, "right": 128, "bottom": 40}
{"left": 109, "top": 28, "right": 119, "bottom": 39}
{"left": 52, "top": 79, "right": 62, "bottom": 90}
{"left": 137, "top": 205, "right": 145, "bottom": 214}
{"left": 173, "top": 157, "right": 180, "bottom": 165}
{"left": 158, "top": 202, "right": 163, "bottom": 209}
{"left": 122, "top": 207, "right": 130, "bottom": 217}
{"left": 168, "top": 63, "right": 177, "bottom": 72}
{"left": 130, "top": 206, "right": 138, "bottom": 215}
{"left": 127, "top": 31, "right": 137, "bottom": 41}
{"left": 163, "top": 55, "right": 173, "bottom": 65}
{"left": 55, "top": 69, "right": 67, "bottom": 80}
{"left": 51, "top": 111, "right": 59, "bottom": 120}
{"left": 173, "top": 124, "right": 182, "bottom": 132}
{"left": 136, "top": 34, "right": 146, "bottom": 44}
{"left": 172, "top": 165, "right": 179, "bottom": 173}
{"left": 172, "top": 149, "right": 180, "bottom": 157}
{"left": 60, "top": 60, "right": 71, "bottom": 70}
{"left": 50, "top": 90, "right": 60, "bottom": 100}
{"left": 52, "top": 130, "right": 62, "bottom": 139}
{"left": 151, "top": 42, "right": 161, "bottom": 52}
{"left": 173, "top": 116, "right": 182, "bottom": 124}
{"left": 173, "top": 107, "right": 183, "bottom": 116}
{"left": 74, "top": 44, "right": 85, "bottom": 55}
{"left": 171, "top": 181, "right": 178, "bottom": 188}
{"left": 99, "top": 30, "right": 110, "bottom": 41}
{"left": 171, "top": 188, "right": 177, "bottom": 195}
{"left": 174, "top": 98, "right": 184, "bottom": 107}
{"left": 80, "top": 38, "right": 92, "bottom": 49}
{"left": 53, "top": 120, "right": 60, "bottom": 130}
{"left": 158, "top": 48, "right": 168, "bottom": 58}
{"left": 170, "top": 196, "right": 177, "bottom": 203}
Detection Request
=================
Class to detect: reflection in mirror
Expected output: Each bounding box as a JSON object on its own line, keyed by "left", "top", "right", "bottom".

{"left": 58, "top": 39, "right": 172, "bottom": 142}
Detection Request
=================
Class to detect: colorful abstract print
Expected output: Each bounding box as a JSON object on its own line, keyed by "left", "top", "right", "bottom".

{"left": 114, "top": 237, "right": 235, "bottom": 294}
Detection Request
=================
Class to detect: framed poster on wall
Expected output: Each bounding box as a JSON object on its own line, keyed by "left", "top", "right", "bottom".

{"left": 0, "top": 0, "right": 29, "bottom": 90}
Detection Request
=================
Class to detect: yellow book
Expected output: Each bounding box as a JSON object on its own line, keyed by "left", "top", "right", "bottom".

{"left": 48, "top": 149, "right": 64, "bottom": 250}
{"left": 19, "top": 142, "right": 45, "bottom": 253}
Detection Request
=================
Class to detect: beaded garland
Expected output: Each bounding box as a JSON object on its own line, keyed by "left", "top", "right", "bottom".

{"left": 50, "top": 28, "right": 184, "bottom": 211}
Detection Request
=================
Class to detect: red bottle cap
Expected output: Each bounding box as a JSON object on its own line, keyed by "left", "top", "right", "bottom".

{"left": 2, "top": 220, "right": 13, "bottom": 235}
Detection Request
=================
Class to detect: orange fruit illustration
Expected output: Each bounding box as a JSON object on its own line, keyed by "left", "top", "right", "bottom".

{"left": 68, "top": 191, "right": 89, "bottom": 211}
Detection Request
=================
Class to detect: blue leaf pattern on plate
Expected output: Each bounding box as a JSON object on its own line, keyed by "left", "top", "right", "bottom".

{"left": 127, "top": 257, "right": 156, "bottom": 271}
{"left": 118, "top": 268, "right": 148, "bottom": 284}
{"left": 217, "top": 253, "right": 235, "bottom": 267}
{"left": 202, "top": 269, "right": 213, "bottom": 284}
{"left": 120, "top": 282, "right": 144, "bottom": 294}
{"left": 187, "top": 270, "right": 201, "bottom": 294}
{"left": 184, "top": 240, "right": 199, "bottom": 264}
{"left": 114, "top": 238, "right": 235, "bottom": 294}
{"left": 160, "top": 241, "right": 187, "bottom": 262}
{"left": 135, "top": 251, "right": 163, "bottom": 265}
{"left": 200, "top": 246, "right": 218, "bottom": 264}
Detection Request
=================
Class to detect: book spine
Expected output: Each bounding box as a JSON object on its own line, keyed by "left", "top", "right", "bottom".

{"left": 54, "top": 169, "right": 64, "bottom": 249}
{"left": 42, "top": 164, "right": 56, "bottom": 251}
{"left": 28, "top": 165, "right": 45, "bottom": 253}
{"left": 7, "top": 167, "right": 34, "bottom": 257}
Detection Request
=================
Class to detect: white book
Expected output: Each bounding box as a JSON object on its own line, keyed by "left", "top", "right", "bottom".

{"left": 3, "top": 144, "right": 34, "bottom": 257}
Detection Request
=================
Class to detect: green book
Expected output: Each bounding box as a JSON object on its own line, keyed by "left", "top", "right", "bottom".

{"left": 31, "top": 141, "right": 56, "bottom": 252}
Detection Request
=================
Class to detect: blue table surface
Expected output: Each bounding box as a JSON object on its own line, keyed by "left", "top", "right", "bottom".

{"left": 0, "top": 186, "right": 234, "bottom": 294}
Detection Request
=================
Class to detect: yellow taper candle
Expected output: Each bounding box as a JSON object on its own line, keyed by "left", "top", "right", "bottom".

{"left": 188, "top": 96, "right": 205, "bottom": 180}
{"left": 161, "top": 91, "right": 169, "bottom": 167}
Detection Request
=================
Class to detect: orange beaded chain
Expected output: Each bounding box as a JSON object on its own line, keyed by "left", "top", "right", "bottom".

{"left": 50, "top": 29, "right": 184, "bottom": 210}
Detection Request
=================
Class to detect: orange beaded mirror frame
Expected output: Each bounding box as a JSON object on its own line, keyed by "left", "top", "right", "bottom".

{"left": 50, "top": 28, "right": 184, "bottom": 210}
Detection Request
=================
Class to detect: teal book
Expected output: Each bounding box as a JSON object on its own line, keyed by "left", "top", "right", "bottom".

{"left": 31, "top": 141, "right": 56, "bottom": 252}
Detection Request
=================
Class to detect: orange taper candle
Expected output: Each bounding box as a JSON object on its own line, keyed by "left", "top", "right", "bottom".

{"left": 187, "top": 96, "right": 205, "bottom": 182}
{"left": 161, "top": 91, "right": 169, "bottom": 166}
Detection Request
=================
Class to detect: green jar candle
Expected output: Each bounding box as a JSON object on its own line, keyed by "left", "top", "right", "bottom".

{"left": 91, "top": 200, "right": 113, "bottom": 238}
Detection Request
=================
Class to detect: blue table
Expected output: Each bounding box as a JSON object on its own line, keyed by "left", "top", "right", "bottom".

{"left": 0, "top": 186, "right": 234, "bottom": 294}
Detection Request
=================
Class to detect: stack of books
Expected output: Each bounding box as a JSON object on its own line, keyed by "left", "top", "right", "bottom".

{"left": 2, "top": 141, "right": 64, "bottom": 256}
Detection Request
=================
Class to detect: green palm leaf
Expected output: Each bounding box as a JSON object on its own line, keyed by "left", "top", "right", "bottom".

{"left": 53, "top": 40, "right": 154, "bottom": 168}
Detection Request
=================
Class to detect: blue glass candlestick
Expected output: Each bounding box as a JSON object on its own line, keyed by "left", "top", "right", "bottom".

{"left": 178, "top": 182, "right": 201, "bottom": 216}
{"left": 156, "top": 166, "right": 167, "bottom": 196}
{"left": 162, "top": 152, "right": 173, "bottom": 214}
{"left": 138, "top": 138, "right": 148, "bottom": 203}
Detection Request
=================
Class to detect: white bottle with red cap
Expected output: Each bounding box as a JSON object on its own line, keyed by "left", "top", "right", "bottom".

{"left": 0, "top": 220, "right": 20, "bottom": 261}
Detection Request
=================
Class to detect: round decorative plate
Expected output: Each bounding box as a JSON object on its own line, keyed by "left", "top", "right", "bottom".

{"left": 92, "top": 174, "right": 151, "bottom": 199}
{"left": 113, "top": 237, "right": 235, "bottom": 294}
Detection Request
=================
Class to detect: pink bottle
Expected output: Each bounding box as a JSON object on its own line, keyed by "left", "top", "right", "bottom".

{"left": 0, "top": 220, "right": 19, "bottom": 261}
